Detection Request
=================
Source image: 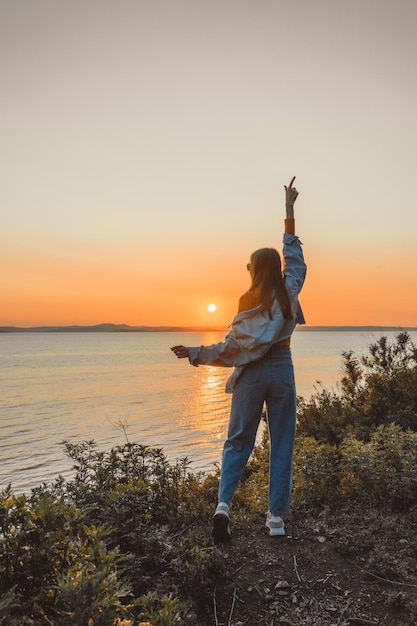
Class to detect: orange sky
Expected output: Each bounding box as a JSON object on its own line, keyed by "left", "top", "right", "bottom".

{"left": 1, "top": 1, "right": 417, "bottom": 328}
{"left": 2, "top": 234, "right": 417, "bottom": 328}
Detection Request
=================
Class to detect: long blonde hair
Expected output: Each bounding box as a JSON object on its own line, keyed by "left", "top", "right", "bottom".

{"left": 249, "top": 247, "right": 292, "bottom": 319}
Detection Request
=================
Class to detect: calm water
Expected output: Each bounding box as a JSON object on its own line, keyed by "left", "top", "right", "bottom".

{"left": 1, "top": 329, "right": 415, "bottom": 494}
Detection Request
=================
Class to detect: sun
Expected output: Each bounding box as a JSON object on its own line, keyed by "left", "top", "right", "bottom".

{"left": 207, "top": 303, "right": 217, "bottom": 313}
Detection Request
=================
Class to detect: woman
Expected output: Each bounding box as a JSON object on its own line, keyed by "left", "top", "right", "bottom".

{"left": 171, "top": 177, "right": 306, "bottom": 543}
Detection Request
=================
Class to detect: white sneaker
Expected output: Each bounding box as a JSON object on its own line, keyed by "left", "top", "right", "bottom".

{"left": 266, "top": 512, "right": 285, "bottom": 536}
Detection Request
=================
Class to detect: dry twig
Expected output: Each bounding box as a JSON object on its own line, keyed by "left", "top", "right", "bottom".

{"left": 232, "top": 562, "right": 247, "bottom": 575}
{"left": 227, "top": 584, "right": 237, "bottom": 626}
{"left": 347, "top": 559, "right": 417, "bottom": 588}
{"left": 293, "top": 554, "right": 301, "bottom": 582}
{"left": 213, "top": 586, "right": 219, "bottom": 626}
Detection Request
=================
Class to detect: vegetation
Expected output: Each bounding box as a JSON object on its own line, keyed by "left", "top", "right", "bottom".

{"left": 297, "top": 330, "right": 417, "bottom": 444}
{"left": 1, "top": 332, "right": 417, "bottom": 625}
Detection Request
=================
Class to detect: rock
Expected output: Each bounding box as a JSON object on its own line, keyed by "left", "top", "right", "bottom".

{"left": 274, "top": 579, "right": 291, "bottom": 595}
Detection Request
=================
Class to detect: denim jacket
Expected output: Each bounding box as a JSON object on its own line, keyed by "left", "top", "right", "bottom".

{"left": 187, "top": 233, "right": 306, "bottom": 392}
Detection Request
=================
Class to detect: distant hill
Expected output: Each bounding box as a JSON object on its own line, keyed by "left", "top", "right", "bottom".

{"left": 1, "top": 323, "right": 416, "bottom": 333}
{"left": 296, "top": 325, "right": 417, "bottom": 332}
{"left": 0, "top": 323, "right": 228, "bottom": 333}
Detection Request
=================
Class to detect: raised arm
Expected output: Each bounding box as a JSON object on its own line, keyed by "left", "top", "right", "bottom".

{"left": 282, "top": 176, "right": 306, "bottom": 296}
{"left": 284, "top": 176, "right": 298, "bottom": 235}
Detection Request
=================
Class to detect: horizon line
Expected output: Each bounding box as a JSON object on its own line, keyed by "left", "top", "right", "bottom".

{"left": 1, "top": 323, "right": 417, "bottom": 333}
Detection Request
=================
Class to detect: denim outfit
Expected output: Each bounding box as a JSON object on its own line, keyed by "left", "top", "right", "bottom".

{"left": 186, "top": 232, "right": 306, "bottom": 518}
{"left": 219, "top": 345, "right": 296, "bottom": 516}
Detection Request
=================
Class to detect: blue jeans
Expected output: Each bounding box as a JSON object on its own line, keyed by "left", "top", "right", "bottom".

{"left": 218, "top": 346, "right": 296, "bottom": 516}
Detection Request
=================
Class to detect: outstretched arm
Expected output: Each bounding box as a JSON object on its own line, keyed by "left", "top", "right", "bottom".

{"left": 282, "top": 176, "right": 306, "bottom": 296}
{"left": 284, "top": 176, "right": 298, "bottom": 234}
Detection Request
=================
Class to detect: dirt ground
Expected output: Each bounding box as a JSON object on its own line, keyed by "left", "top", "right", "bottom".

{"left": 210, "top": 511, "right": 417, "bottom": 626}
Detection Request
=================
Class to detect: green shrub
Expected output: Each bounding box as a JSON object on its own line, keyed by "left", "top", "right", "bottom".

{"left": 336, "top": 423, "right": 417, "bottom": 500}
{"left": 297, "top": 332, "right": 417, "bottom": 443}
{"left": 0, "top": 485, "right": 127, "bottom": 625}
{"left": 292, "top": 436, "right": 339, "bottom": 506}
{"left": 297, "top": 386, "right": 356, "bottom": 445}
{"left": 290, "top": 424, "right": 417, "bottom": 505}
{"left": 134, "top": 592, "right": 187, "bottom": 626}
{"left": 0, "top": 441, "right": 229, "bottom": 625}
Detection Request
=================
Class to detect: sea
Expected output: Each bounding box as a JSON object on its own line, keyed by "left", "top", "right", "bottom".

{"left": 1, "top": 328, "right": 416, "bottom": 495}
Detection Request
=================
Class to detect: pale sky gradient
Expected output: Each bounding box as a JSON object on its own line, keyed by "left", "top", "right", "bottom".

{"left": 1, "top": 0, "right": 417, "bottom": 327}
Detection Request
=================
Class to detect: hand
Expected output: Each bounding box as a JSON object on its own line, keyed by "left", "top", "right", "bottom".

{"left": 171, "top": 345, "right": 190, "bottom": 359}
{"left": 285, "top": 176, "right": 298, "bottom": 206}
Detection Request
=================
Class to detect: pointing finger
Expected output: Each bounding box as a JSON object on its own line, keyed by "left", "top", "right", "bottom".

{"left": 284, "top": 176, "right": 296, "bottom": 191}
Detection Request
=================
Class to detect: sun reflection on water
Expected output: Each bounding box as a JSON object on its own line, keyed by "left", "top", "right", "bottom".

{"left": 180, "top": 365, "right": 231, "bottom": 450}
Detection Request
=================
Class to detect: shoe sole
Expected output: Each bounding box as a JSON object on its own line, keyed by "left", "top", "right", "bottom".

{"left": 266, "top": 521, "right": 285, "bottom": 536}
{"left": 212, "top": 513, "right": 231, "bottom": 544}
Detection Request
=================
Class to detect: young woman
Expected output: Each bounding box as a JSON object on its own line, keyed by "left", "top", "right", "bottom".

{"left": 171, "top": 177, "right": 306, "bottom": 543}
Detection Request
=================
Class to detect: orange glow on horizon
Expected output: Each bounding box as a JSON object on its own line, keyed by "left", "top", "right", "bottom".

{"left": 2, "top": 242, "right": 417, "bottom": 328}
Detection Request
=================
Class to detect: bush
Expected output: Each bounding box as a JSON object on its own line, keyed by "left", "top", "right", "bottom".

{"left": 0, "top": 486, "right": 126, "bottom": 625}
{"left": 297, "top": 332, "right": 417, "bottom": 443}
{"left": 292, "top": 436, "right": 339, "bottom": 506}
{"left": 0, "top": 442, "right": 228, "bottom": 625}
{"left": 338, "top": 423, "right": 417, "bottom": 500}
{"left": 245, "top": 422, "right": 417, "bottom": 510}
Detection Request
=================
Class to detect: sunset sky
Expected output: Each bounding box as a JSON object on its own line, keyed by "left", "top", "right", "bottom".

{"left": 1, "top": 0, "right": 417, "bottom": 328}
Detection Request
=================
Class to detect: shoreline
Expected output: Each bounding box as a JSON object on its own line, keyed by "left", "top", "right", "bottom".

{"left": 1, "top": 323, "right": 417, "bottom": 333}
